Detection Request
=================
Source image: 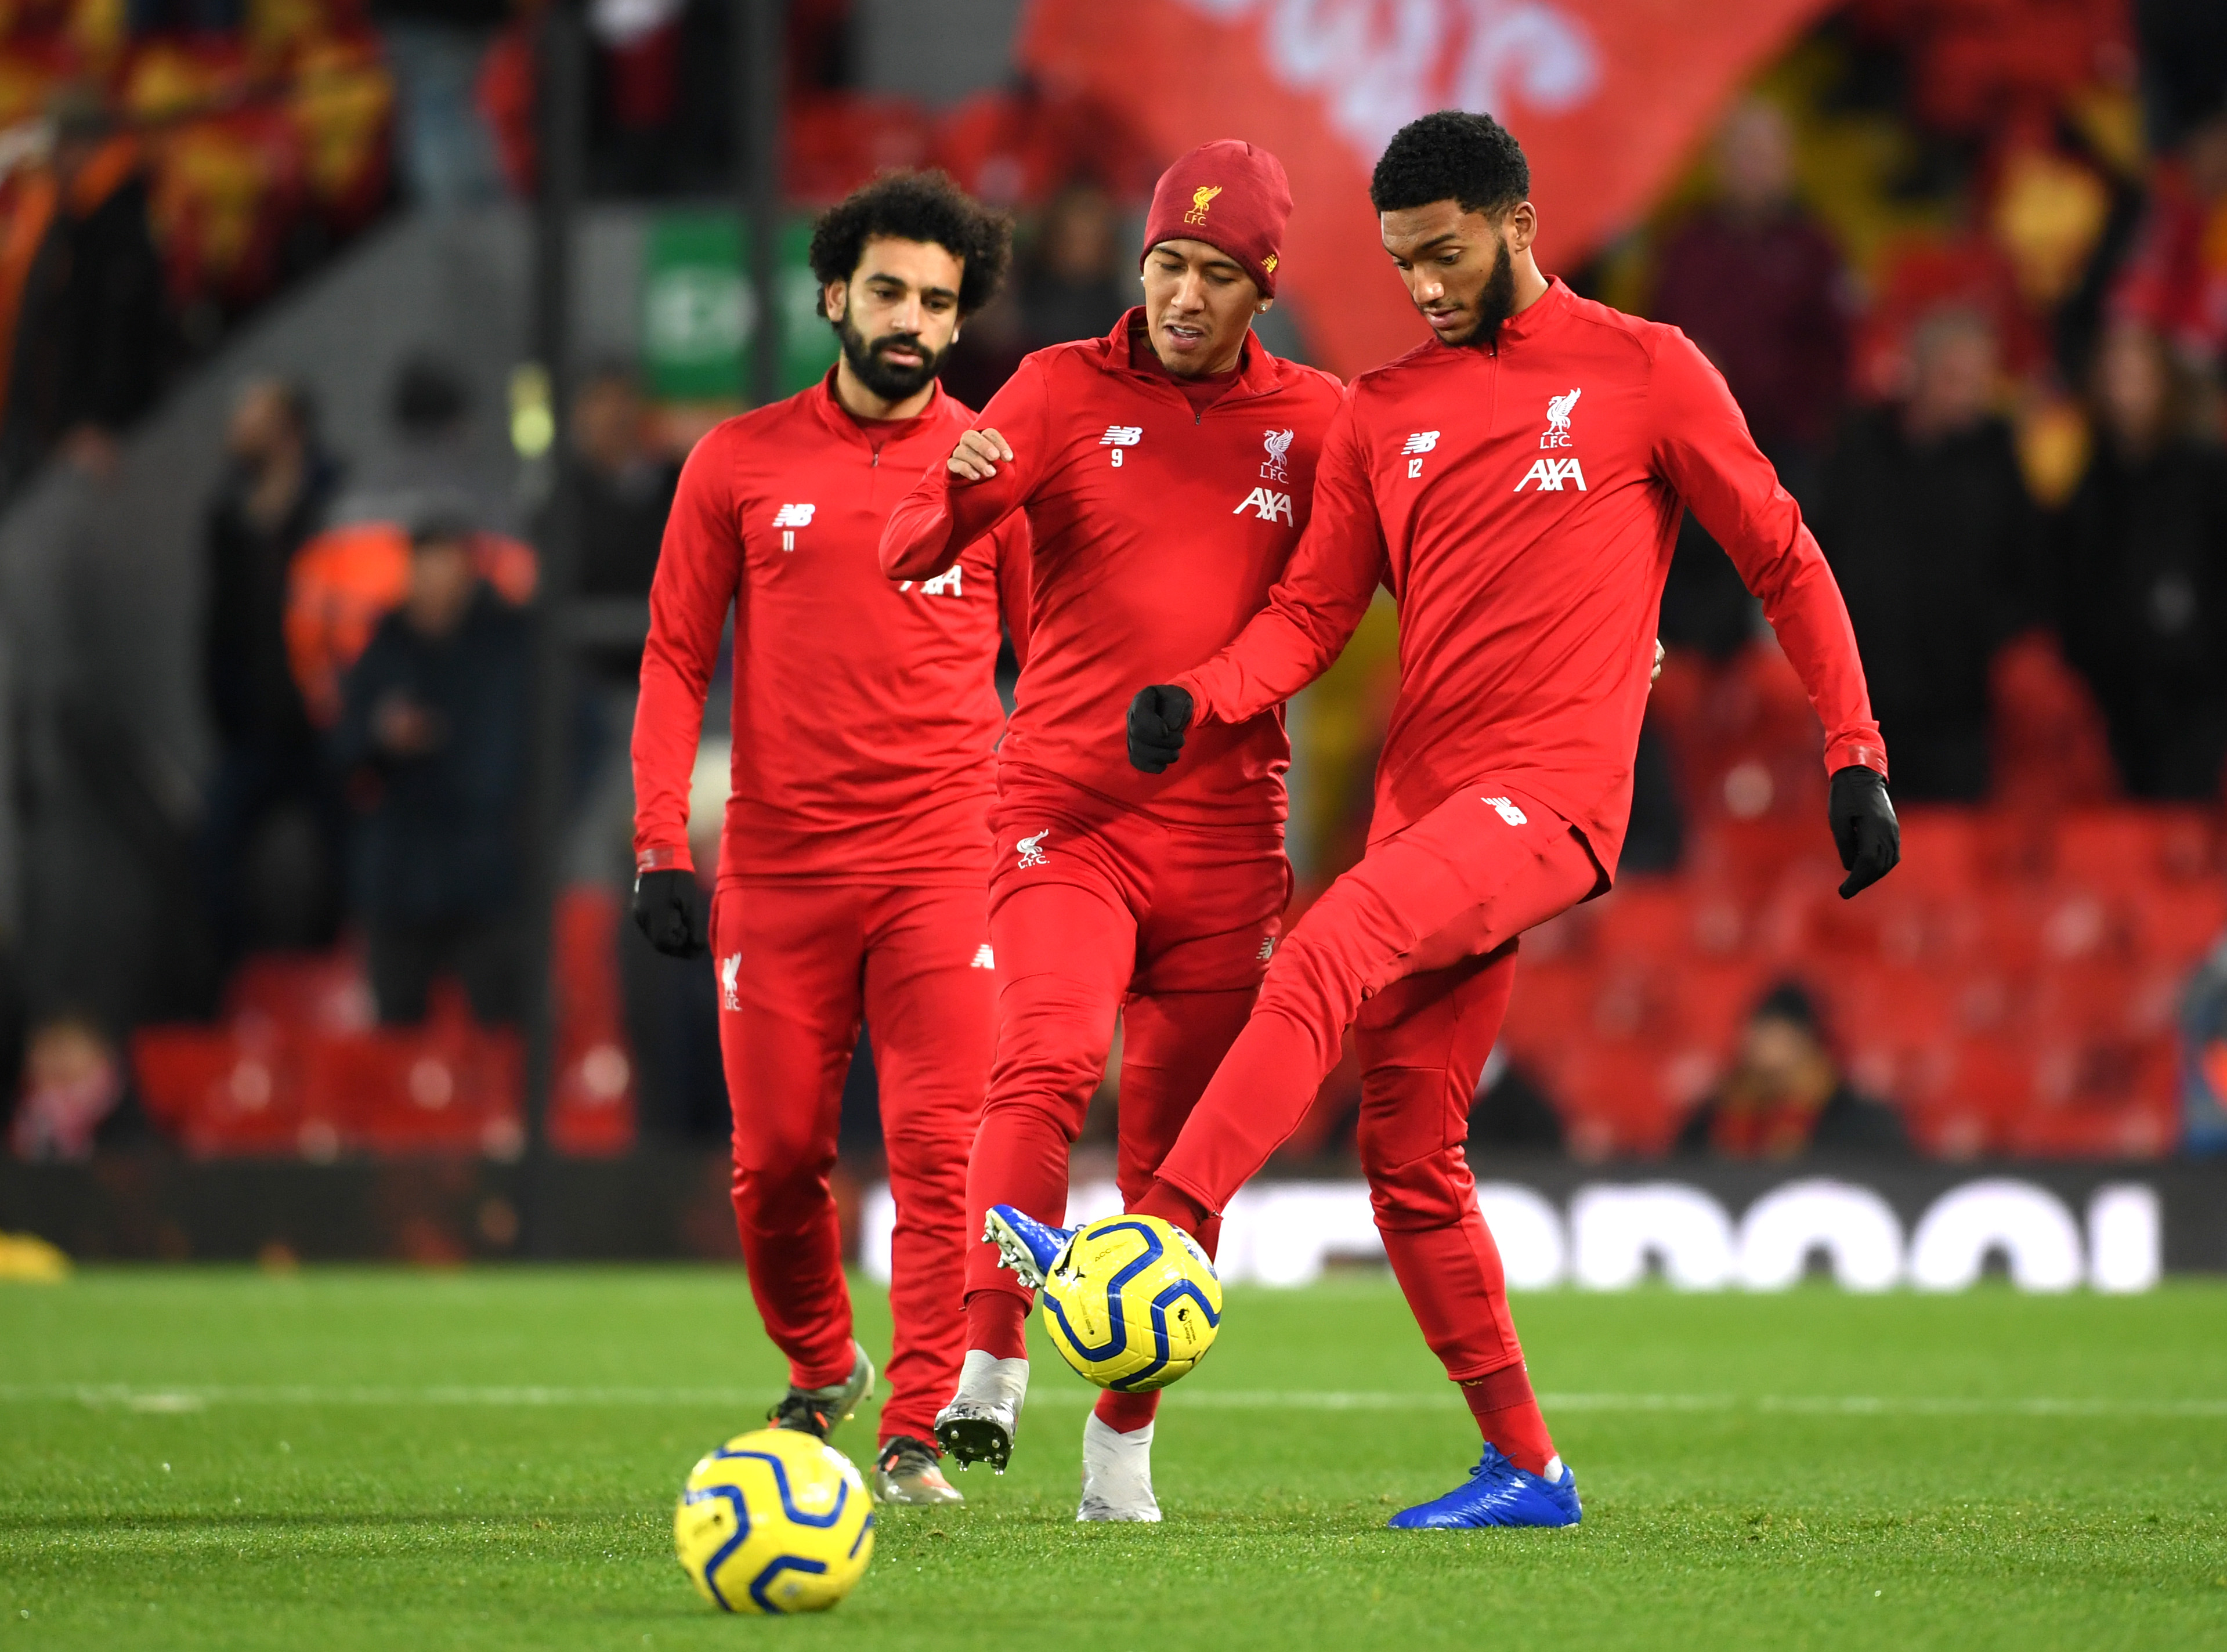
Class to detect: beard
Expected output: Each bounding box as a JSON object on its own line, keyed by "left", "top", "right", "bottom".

{"left": 1463, "top": 236, "right": 1519, "bottom": 348}
{"left": 837, "top": 313, "right": 947, "bottom": 401}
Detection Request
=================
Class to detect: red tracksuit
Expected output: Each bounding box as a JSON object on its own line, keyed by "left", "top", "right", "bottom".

{"left": 883, "top": 310, "right": 1343, "bottom": 1427}
{"left": 633, "top": 371, "right": 1028, "bottom": 1446}
{"left": 1150, "top": 279, "right": 1885, "bottom": 1415}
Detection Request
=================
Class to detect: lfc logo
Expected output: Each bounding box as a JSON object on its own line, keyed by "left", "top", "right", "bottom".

{"left": 1261, "top": 427, "right": 1293, "bottom": 482}
{"left": 1541, "top": 388, "right": 1581, "bottom": 449}
{"left": 1185, "top": 185, "right": 1221, "bottom": 225}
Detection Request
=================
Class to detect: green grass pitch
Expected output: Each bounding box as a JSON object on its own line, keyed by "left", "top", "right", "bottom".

{"left": 3, "top": 1268, "right": 2225, "bottom": 1650}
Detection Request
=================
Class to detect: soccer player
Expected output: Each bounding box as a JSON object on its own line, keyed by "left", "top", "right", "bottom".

{"left": 631, "top": 171, "right": 1026, "bottom": 1508}
{"left": 879, "top": 140, "right": 1344, "bottom": 1520}
{"left": 1085, "top": 110, "right": 1896, "bottom": 1528}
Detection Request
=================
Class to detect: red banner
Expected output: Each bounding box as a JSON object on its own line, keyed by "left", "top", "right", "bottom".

{"left": 1021, "top": 0, "right": 1833, "bottom": 378}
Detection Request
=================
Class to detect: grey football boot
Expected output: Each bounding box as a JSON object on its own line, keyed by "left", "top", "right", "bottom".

{"left": 868, "top": 1435, "right": 965, "bottom": 1506}
{"left": 767, "top": 1339, "right": 875, "bottom": 1441}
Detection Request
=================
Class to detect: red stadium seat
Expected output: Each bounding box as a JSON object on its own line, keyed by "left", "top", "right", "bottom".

{"left": 300, "top": 1016, "right": 523, "bottom": 1157}
{"left": 1554, "top": 1042, "right": 1705, "bottom": 1157}
{"left": 223, "top": 948, "right": 376, "bottom": 1036}
{"left": 130, "top": 1024, "right": 321, "bottom": 1158}
{"left": 549, "top": 885, "right": 638, "bottom": 1158}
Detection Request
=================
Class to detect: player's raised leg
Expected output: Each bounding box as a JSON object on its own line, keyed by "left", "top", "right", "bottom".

{"left": 1146, "top": 789, "right": 1596, "bottom": 1222}
{"left": 855, "top": 884, "right": 997, "bottom": 1505}
{"left": 1353, "top": 949, "right": 1578, "bottom": 1528}
{"left": 1130, "top": 790, "right": 1598, "bottom": 1524}
{"left": 937, "top": 853, "right": 1137, "bottom": 1472}
{"left": 710, "top": 882, "right": 876, "bottom": 1438}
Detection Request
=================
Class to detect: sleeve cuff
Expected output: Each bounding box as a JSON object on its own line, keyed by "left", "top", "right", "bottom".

{"left": 1171, "top": 671, "right": 1214, "bottom": 725}
{"left": 1824, "top": 739, "right": 1889, "bottom": 782}
{"left": 635, "top": 843, "right": 694, "bottom": 874}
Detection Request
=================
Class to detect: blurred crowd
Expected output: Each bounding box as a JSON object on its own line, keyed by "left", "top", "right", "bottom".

{"left": 6, "top": 0, "right": 2227, "bottom": 1169}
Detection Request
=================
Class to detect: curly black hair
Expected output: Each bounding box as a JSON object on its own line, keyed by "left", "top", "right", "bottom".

{"left": 807, "top": 169, "right": 1013, "bottom": 318}
{"left": 1369, "top": 110, "right": 1530, "bottom": 218}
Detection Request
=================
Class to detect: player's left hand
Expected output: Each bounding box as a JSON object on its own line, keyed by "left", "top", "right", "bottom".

{"left": 634, "top": 868, "right": 708, "bottom": 957}
{"left": 1828, "top": 765, "right": 1899, "bottom": 900}
{"left": 1651, "top": 639, "right": 1664, "bottom": 686}
{"left": 1127, "top": 685, "right": 1193, "bottom": 773}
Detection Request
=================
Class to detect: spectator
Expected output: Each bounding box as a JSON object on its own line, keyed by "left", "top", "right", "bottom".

{"left": 2110, "top": 100, "right": 2227, "bottom": 379}
{"left": 564, "top": 364, "right": 675, "bottom": 883}
{"left": 1652, "top": 100, "right": 1849, "bottom": 666}
{"left": 571, "top": 364, "right": 676, "bottom": 679}
{"left": 1651, "top": 99, "right": 1850, "bottom": 490}
{"left": 1810, "top": 305, "right": 2037, "bottom": 800}
{"left": 2052, "top": 321, "right": 2227, "bottom": 798}
{"left": 374, "top": 0, "right": 510, "bottom": 208}
{"left": 0, "top": 86, "right": 168, "bottom": 497}
{"left": 1678, "top": 982, "right": 1908, "bottom": 1158}
{"left": 9, "top": 1014, "right": 124, "bottom": 1162}
{"left": 1469, "top": 1045, "right": 1565, "bottom": 1151}
{"left": 200, "top": 378, "right": 345, "bottom": 966}
{"left": 2182, "top": 933, "right": 2227, "bottom": 1156}
{"left": 331, "top": 516, "right": 531, "bottom": 1026}
{"left": 1019, "top": 184, "right": 1130, "bottom": 350}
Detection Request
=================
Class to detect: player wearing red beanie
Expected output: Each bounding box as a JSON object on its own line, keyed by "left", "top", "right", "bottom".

{"left": 880, "top": 138, "right": 1340, "bottom": 1519}
{"left": 632, "top": 172, "right": 1027, "bottom": 1507}
{"left": 1107, "top": 111, "right": 1897, "bottom": 1529}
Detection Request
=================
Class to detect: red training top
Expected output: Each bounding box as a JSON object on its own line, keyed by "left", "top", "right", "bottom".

{"left": 1172, "top": 278, "right": 1886, "bottom": 876}
{"left": 881, "top": 309, "right": 1344, "bottom": 826}
{"left": 632, "top": 372, "right": 1029, "bottom": 885}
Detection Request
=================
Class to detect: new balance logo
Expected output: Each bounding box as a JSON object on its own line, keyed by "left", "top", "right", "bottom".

{"left": 970, "top": 944, "right": 995, "bottom": 970}
{"left": 1401, "top": 431, "right": 1441, "bottom": 454}
{"left": 1234, "top": 487, "right": 1295, "bottom": 524}
{"left": 1514, "top": 457, "right": 1586, "bottom": 493}
{"left": 1100, "top": 425, "right": 1143, "bottom": 446}
{"left": 719, "top": 952, "right": 742, "bottom": 1011}
{"left": 1483, "top": 796, "right": 1528, "bottom": 826}
{"left": 1016, "top": 830, "right": 1049, "bottom": 869}
{"left": 1257, "top": 936, "right": 1275, "bottom": 961}
{"left": 771, "top": 503, "right": 816, "bottom": 527}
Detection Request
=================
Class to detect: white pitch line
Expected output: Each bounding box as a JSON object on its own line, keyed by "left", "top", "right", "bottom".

{"left": 2, "top": 1385, "right": 2223, "bottom": 1419}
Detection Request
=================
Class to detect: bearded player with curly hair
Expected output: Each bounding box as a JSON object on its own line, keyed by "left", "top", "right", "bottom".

{"left": 631, "top": 170, "right": 1027, "bottom": 1506}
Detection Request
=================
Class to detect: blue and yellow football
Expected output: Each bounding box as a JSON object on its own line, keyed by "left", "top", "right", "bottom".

{"left": 674, "top": 1428, "right": 873, "bottom": 1614}
{"left": 1040, "top": 1214, "right": 1223, "bottom": 1391}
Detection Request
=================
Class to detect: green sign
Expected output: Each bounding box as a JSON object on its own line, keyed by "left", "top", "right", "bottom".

{"left": 641, "top": 212, "right": 839, "bottom": 403}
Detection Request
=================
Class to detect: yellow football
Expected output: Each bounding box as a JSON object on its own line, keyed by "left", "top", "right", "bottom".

{"left": 1040, "top": 1214, "right": 1223, "bottom": 1391}
{"left": 674, "top": 1428, "right": 873, "bottom": 1614}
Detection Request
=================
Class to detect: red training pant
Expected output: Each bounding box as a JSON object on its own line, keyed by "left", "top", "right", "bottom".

{"left": 711, "top": 879, "right": 993, "bottom": 1446}
{"left": 1153, "top": 785, "right": 1599, "bottom": 1386}
{"left": 965, "top": 768, "right": 1286, "bottom": 1429}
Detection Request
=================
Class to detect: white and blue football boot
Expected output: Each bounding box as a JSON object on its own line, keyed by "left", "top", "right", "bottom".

{"left": 932, "top": 1208, "right": 1073, "bottom": 1472}
{"left": 1387, "top": 1445, "right": 1582, "bottom": 1530}
{"left": 934, "top": 1349, "right": 1030, "bottom": 1472}
{"left": 982, "top": 1204, "right": 1075, "bottom": 1289}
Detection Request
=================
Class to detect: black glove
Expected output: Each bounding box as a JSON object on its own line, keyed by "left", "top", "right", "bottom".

{"left": 1127, "top": 684, "right": 1194, "bottom": 773}
{"left": 1828, "top": 765, "right": 1900, "bottom": 900}
{"left": 632, "top": 868, "right": 708, "bottom": 957}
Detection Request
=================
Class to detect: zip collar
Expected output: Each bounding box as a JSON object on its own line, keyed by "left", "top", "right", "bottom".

{"left": 806, "top": 365, "right": 946, "bottom": 452}
{"left": 1491, "top": 275, "right": 1573, "bottom": 349}
{"left": 1090, "top": 306, "right": 1284, "bottom": 410}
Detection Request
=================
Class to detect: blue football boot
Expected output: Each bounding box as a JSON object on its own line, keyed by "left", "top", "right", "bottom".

{"left": 982, "top": 1204, "right": 1075, "bottom": 1290}
{"left": 1387, "top": 1445, "right": 1582, "bottom": 1530}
